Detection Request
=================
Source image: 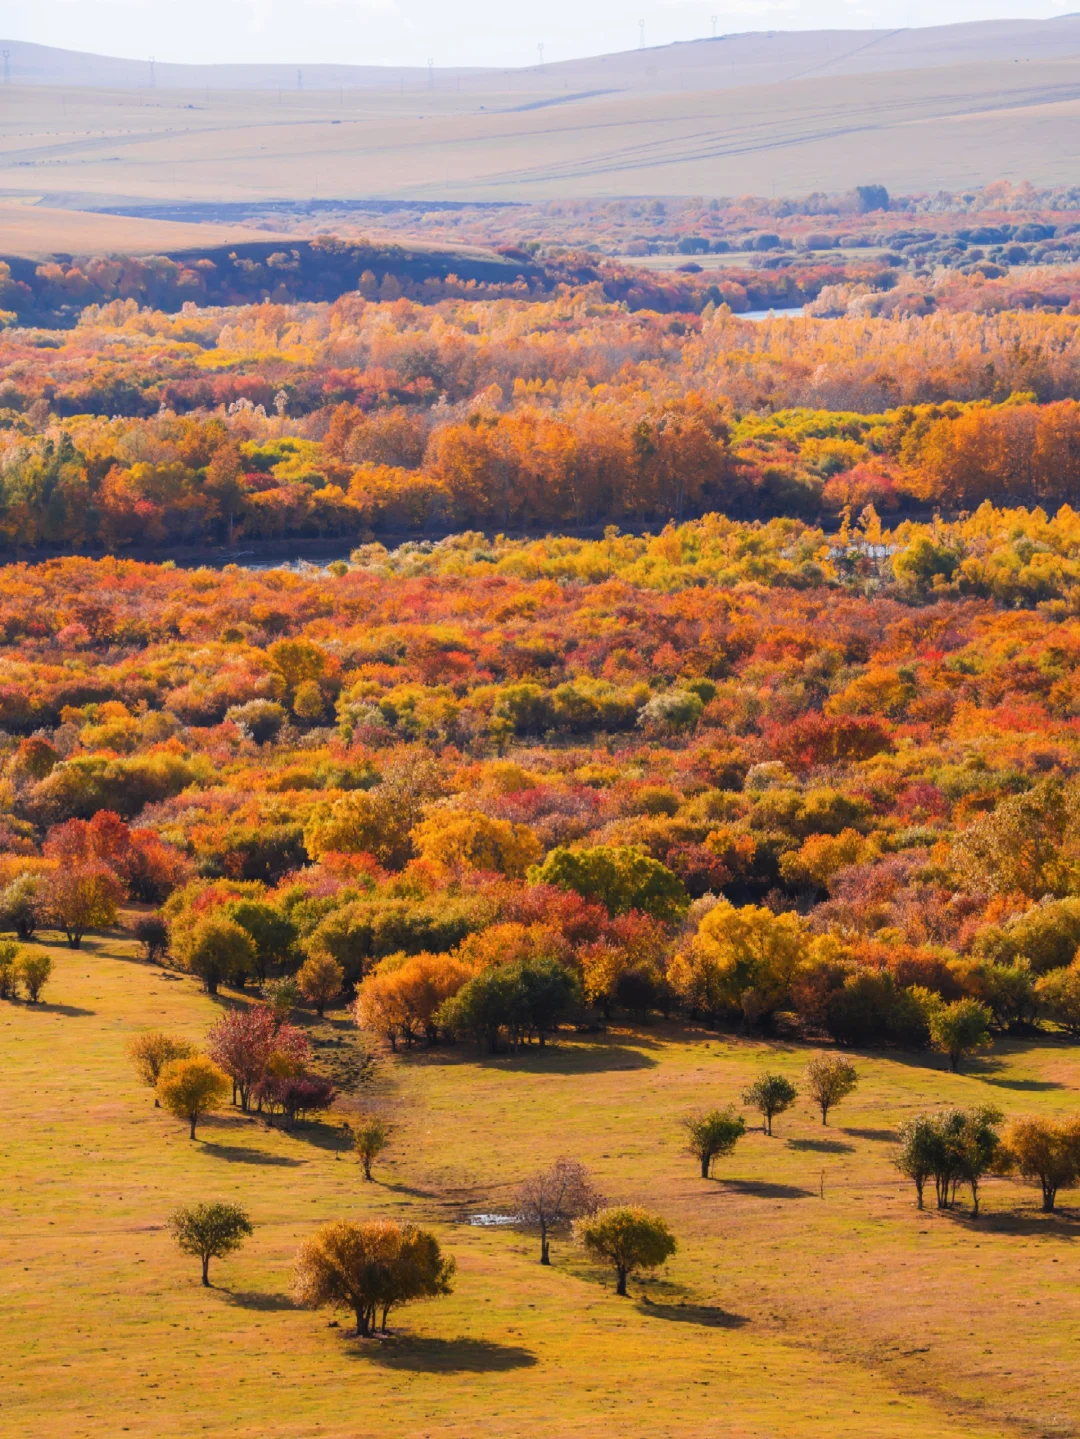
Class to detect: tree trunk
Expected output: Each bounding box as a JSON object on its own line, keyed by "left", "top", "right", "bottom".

{"left": 189, "top": 1114, "right": 197, "bottom": 1139}
{"left": 700, "top": 1153, "right": 710, "bottom": 1179}
{"left": 915, "top": 1178, "right": 924, "bottom": 1210}
{"left": 821, "top": 1105, "right": 829, "bottom": 1125}
{"left": 540, "top": 1230, "right": 550, "bottom": 1265}
{"left": 201, "top": 1255, "right": 210, "bottom": 1286}
{"left": 1043, "top": 1183, "right": 1057, "bottom": 1212}
{"left": 765, "top": 1114, "right": 772, "bottom": 1136}
{"left": 616, "top": 1266, "right": 628, "bottom": 1297}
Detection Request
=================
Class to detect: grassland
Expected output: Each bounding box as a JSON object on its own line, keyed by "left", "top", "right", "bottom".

{"left": 6, "top": 51, "right": 1080, "bottom": 223}
{"left": 3, "top": 936, "right": 1080, "bottom": 1439}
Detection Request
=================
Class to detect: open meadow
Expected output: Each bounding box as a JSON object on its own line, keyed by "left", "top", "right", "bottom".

{"left": 2, "top": 933, "right": 1079, "bottom": 1439}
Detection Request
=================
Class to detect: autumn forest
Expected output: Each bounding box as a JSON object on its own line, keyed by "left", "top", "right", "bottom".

{"left": 7, "top": 182, "right": 1080, "bottom": 1439}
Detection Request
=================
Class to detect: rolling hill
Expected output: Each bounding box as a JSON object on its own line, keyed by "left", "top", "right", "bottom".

{"left": 1, "top": 19, "right": 1080, "bottom": 241}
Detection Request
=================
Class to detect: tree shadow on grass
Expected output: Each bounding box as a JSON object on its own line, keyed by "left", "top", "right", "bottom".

{"left": 221, "top": 1290, "right": 297, "bottom": 1311}
{"left": 403, "top": 1041, "right": 658, "bottom": 1076}
{"left": 200, "top": 1142, "right": 303, "bottom": 1167}
{"left": 365, "top": 1338, "right": 537, "bottom": 1373}
{"left": 33, "top": 1002, "right": 96, "bottom": 1017}
{"left": 945, "top": 1208, "right": 1080, "bottom": 1239}
{"left": 787, "top": 1137, "right": 855, "bottom": 1154}
{"left": 979, "top": 1076, "right": 1066, "bottom": 1092}
{"left": 718, "top": 1179, "right": 815, "bottom": 1199}
{"left": 841, "top": 1127, "right": 898, "bottom": 1142}
{"left": 270, "top": 1120, "right": 354, "bottom": 1154}
{"left": 638, "top": 1299, "right": 749, "bottom": 1329}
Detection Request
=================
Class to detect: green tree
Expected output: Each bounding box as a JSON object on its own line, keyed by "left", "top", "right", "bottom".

{"left": 947, "top": 1106, "right": 1003, "bottom": 1216}
{"left": 0, "top": 873, "right": 40, "bottom": 939}
{"left": 682, "top": 1107, "right": 746, "bottom": 1178}
{"left": 0, "top": 939, "right": 18, "bottom": 1000}
{"left": 804, "top": 1054, "right": 858, "bottom": 1125}
{"left": 437, "top": 957, "right": 580, "bottom": 1053}
{"left": 169, "top": 1201, "right": 253, "bottom": 1286}
{"left": 1035, "top": 965, "right": 1080, "bottom": 1035}
{"left": 226, "top": 899, "right": 297, "bottom": 980}
{"left": 352, "top": 1115, "right": 390, "bottom": 1181}
{"left": 742, "top": 1072, "right": 798, "bottom": 1136}
{"left": 574, "top": 1205, "right": 677, "bottom": 1297}
{"left": 895, "top": 1113, "right": 940, "bottom": 1210}
{"left": 528, "top": 845, "right": 688, "bottom": 921}
{"left": 184, "top": 916, "right": 257, "bottom": 995}
{"left": 928, "top": 998, "right": 992, "bottom": 1073}
{"left": 156, "top": 1055, "right": 230, "bottom": 1139}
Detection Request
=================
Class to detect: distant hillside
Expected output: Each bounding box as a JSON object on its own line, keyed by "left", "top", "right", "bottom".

{"left": 5, "top": 18, "right": 1080, "bottom": 93}
{"left": 4, "top": 20, "right": 1080, "bottom": 206}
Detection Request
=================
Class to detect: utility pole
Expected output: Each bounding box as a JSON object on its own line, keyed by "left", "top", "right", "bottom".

{"left": 297, "top": 67, "right": 303, "bottom": 91}
{"left": 537, "top": 43, "right": 544, "bottom": 67}
{"left": 427, "top": 58, "right": 434, "bottom": 89}
{"left": 149, "top": 56, "right": 156, "bottom": 89}
{"left": 712, "top": 15, "right": 718, "bottom": 38}
{"left": 639, "top": 19, "right": 645, "bottom": 48}
{"left": 2, "top": 51, "right": 10, "bottom": 86}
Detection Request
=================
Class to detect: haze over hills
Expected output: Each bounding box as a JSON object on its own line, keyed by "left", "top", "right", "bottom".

{"left": 6, "top": 18, "right": 1080, "bottom": 92}
{"left": 2, "top": 18, "right": 1080, "bottom": 253}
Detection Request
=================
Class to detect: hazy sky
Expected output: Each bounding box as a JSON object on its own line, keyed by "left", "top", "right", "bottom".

{"left": 0, "top": 0, "right": 1068, "bottom": 69}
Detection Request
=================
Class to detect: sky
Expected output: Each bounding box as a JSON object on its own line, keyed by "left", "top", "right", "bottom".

{"left": 0, "top": 0, "right": 1068, "bottom": 69}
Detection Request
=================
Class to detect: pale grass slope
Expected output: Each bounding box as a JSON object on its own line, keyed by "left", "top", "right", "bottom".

{"left": 2, "top": 20, "right": 1080, "bottom": 215}
{"left": 2, "top": 936, "right": 1079, "bottom": 1438}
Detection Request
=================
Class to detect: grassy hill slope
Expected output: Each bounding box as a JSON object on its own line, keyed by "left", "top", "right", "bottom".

{"left": 3, "top": 936, "right": 1079, "bottom": 1438}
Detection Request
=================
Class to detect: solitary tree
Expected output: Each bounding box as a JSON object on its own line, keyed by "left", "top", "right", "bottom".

{"left": 682, "top": 1108, "right": 746, "bottom": 1178}
{"left": 17, "top": 949, "right": 51, "bottom": 1003}
{"left": 997, "top": 1115, "right": 1080, "bottom": 1212}
{"left": 742, "top": 1072, "right": 798, "bottom": 1136}
{"left": 574, "top": 1205, "right": 677, "bottom": 1297}
{"left": 352, "top": 1116, "right": 390, "bottom": 1181}
{"left": 804, "top": 1054, "right": 859, "bottom": 1125}
{"left": 297, "top": 953, "right": 344, "bottom": 1017}
{"left": 516, "top": 1157, "right": 603, "bottom": 1264}
{"left": 929, "top": 999, "right": 992, "bottom": 1072}
{"left": 169, "top": 1201, "right": 253, "bottom": 1286}
{"left": 292, "top": 1219, "right": 454, "bottom": 1336}
{"left": 127, "top": 1030, "right": 196, "bottom": 1105}
{"left": 156, "top": 1055, "right": 230, "bottom": 1139}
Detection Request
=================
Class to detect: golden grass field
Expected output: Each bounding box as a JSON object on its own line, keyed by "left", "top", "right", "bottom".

{"left": 3, "top": 933, "right": 1080, "bottom": 1439}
